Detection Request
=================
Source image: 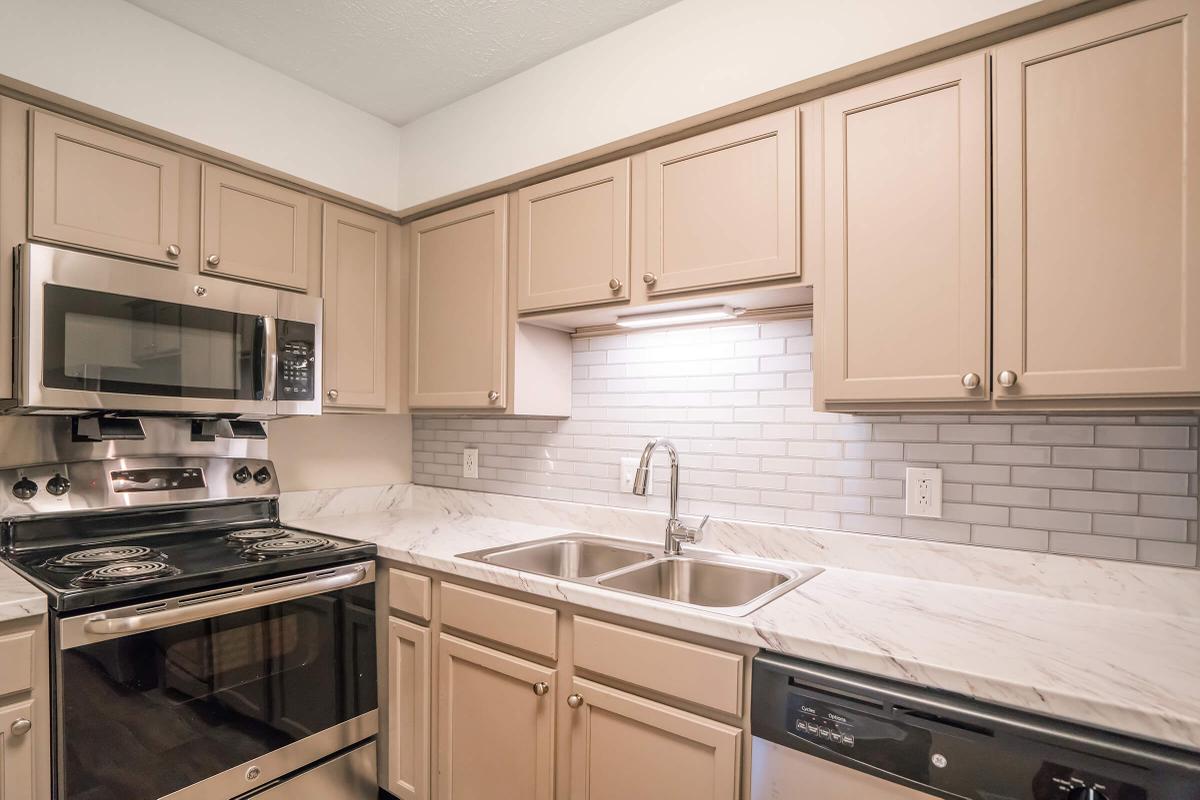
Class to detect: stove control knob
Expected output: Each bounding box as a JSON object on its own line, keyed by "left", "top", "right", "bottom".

{"left": 253, "top": 467, "right": 272, "bottom": 485}
{"left": 46, "top": 473, "right": 70, "bottom": 496}
{"left": 12, "top": 477, "right": 36, "bottom": 501}
{"left": 233, "top": 466, "right": 252, "bottom": 484}
{"left": 1068, "top": 789, "right": 1108, "bottom": 800}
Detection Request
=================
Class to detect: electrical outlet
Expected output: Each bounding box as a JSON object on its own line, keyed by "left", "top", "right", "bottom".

{"left": 462, "top": 448, "right": 479, "bottom": 480}
{"left": 620, "top": 457, "right": 651, "bottom": 494}
{"left": 905, "top": 467, "right": 943, "bottom": 518}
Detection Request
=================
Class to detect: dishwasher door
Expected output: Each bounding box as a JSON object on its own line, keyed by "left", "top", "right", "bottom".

{"left": 751, "top": 737, "right": 938, "bottom": 800}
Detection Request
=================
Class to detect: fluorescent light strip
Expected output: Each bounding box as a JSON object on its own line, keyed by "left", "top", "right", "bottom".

{"left": 615, "top": 304, "right": 742, "bottom": 329}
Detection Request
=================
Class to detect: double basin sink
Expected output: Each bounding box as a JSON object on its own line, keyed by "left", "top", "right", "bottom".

{"left": 458, "top": 533, "right": 822, "bottom": 616}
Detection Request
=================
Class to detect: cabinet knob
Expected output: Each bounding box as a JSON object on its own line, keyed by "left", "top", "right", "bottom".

{"left": 487, "top": 390, "right": 499, "bottom": 402}
{"left": 961, "top": 372, "right": 981, "bottom": 390}
{"left": 166, "top": 244, "right": 181, "bottom": 258}
{"left": 10, "top": 718, "right": 30, "bottom": 736}
{"left": 206, "top": 254, "right": 221, "bottom": 267}
{"left": 532, "top": 681, "right": 549, "bottom": 697}
{"left": 566, "top": 693, "right": 584, "bottom": 709}
{"left": 193, "top": 285, "right": 208, "bottom": 297}
{"left": 326, "top": 389, "right": 338, "bottom": 401}
{"left": 642, "top": 273, "right": 657, "bottom": 286}
{"left": 997, "top": 370, "right": 1018, "bottom": 388}
{"left": 608, "top": 277, "right": 623, "bottom": 292}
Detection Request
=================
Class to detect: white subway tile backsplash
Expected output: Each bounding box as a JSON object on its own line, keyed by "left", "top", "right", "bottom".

{"left": 413, "top": 321, "right": 1199, "bottom": 569}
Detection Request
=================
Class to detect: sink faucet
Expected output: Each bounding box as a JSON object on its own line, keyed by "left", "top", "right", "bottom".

{"left": 632, "top": 437, "right": 709, "bottom": 555}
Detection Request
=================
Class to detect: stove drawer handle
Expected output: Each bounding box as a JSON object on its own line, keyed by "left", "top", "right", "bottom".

{"left": 78, "top": 564, "right": 370, "bottom": 640}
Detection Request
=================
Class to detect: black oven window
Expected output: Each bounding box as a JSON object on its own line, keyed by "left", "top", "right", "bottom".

{"left": 42, "top": 285, "right": 262, "bottom": 400}
{"left": 57, "top": 583, "right": 376, "bottom": 800}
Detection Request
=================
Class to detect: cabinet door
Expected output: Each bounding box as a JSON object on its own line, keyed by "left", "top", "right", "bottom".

{"left": 409, "top": 197, "right": 507, "bottom": 409}
{"left": 643, "top": 108, "right": 798, "bottom": 295}
{"left": 993, "top": 0, "right": 1200, "bottom": 401}
{"left": 567, "top": 678, "right": 740, "bottom": 800}
{"left": 29, "top": 111, "right": 182, "bottom": 266}
{"left": 201, "top": 164, "right": 310, "bottom": 290}
{"left": 517, "top": 159, "right": 630, "bottom": 312}
{"left": 820, "top": 54, "right": 989, "bottom": 404}
{"left": 322, "top": 204, "right": 388, "bottom": 411}
{"left": 0, "top": 698, "right": 35, "bottom": 800}
{"left": 386, "top": 618, "right": 431, "bottom": 800}
{"left": 437, "top": 634, "right": 554, "bottom": 800}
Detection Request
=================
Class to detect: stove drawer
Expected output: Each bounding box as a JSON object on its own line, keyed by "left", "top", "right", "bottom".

{"left": 0, "top": 630, "right": 33, "bottom": 696}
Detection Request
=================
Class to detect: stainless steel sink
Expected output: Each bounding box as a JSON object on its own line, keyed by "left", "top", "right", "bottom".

{"left": 471, "top": 536, "right": 654, "bottom": 578}
{"left": 457, "top": 534, "right": 821, "bottom": 616}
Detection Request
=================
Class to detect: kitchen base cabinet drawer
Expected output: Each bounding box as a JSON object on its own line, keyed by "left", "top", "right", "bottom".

{"left": 573, "top": 617, "right": 743, "bottom": 716}
{"left": 388, "top": 568, "right": 432, "bottom": 622}
{"left": 440, "top": 582, "right": 557, "bottom": 659}
{"left": 0, "top": 630, "right": 33, "bottom": 697}
{"left": 567, "top": 677, "right": 741, "bottom": 800}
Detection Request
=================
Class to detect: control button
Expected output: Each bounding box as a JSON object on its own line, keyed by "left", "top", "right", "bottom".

{"left": 1067, "top": 789, "right": 1108, "bottom": 800}
{"left": 842, "top": 734, "right": 855, "bottom": 747}
{"left": 830, "top": 732, "right": 843, "bottom": 743}
{"left": 807, "top": 723, "right": 819, "bottom": 734}
{"left": 819, "top": 728, "right": 831, "bottom": 739}
{"left": 46, "top": 473, "right": 71, "bottom": 496}
{"left": 931, "top": 753, "right": 948, "bottom": 769}
{"left": 253, "top": 467, "right": 272, "bottom": 485}
{"left": 233, "top": 466, "right": 252, "bottom": 484}
{"left": 12, "top": 477, "right": 36, "bottom": 500}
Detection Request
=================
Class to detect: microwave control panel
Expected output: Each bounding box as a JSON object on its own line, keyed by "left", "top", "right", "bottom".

{"left": 276, "top": 320, "right": 316, "bottom": 400}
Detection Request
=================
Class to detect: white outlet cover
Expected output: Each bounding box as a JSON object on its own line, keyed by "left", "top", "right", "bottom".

{"left": 620, "top": 457, "right": 651, "bottom": 494}
{"left": 462, "top": 448, "right": 479, "bottom": 480}
{"left": 905, "top": 467, "right": 943, "bottom": 518}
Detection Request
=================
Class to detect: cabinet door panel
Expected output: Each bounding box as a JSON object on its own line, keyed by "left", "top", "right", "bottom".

{"left": 993, "top": 0, "right": 1200, "bottom": 400}
{"left": 30, "top": 111, "right": 182, "bottom": 266}
{"left": 201, "top": 165, "right": 309, "bottom": 290}
{"left": 0, "top": 698, "right": 35, "bottom": 800}
{"left": 322, "top": 204, "right": 388, "bottom": 410}
{"left": 409, "top": 197, "right": 507, "bottom": 409}
{"left": 437, "top": 634, "right": 554, "bottom": 800}
{"left": 645, "top": 108, "right": 799, "bottom": 294}
{"left": 386, "top": 618, "right": 430, "bottom": 800}
{"left": 517, "top": 160, "right": 630, "bottom": 312}
{"left": 820, "top": 54, "right": 989, "bottom": 404}
{"left": 568, "top": 678, "right": 739, "bottom": 800}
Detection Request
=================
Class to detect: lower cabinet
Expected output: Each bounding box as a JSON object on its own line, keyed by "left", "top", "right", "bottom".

{"left": 437, "top": 634, "right": 556, "bottom": 800}
{"left": 386, "top": 617, "right": 431, "bottom": 800}
{"left": 0, "top": 697, "right": 35, "bottom": 799}
{"left": 567, "top": 677, "right": 741, "bottom": 800}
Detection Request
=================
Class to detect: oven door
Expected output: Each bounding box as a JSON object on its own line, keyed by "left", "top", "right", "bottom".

{"left": 54, "top": 562, "right": 377, "bottom": 800}
{"left": 14, "top": 243, "right": 280, "bottom": 417}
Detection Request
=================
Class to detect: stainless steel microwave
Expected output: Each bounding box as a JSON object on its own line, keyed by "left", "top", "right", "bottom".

{"left": 5, "top": 243, "right": 321, "bottom": 418}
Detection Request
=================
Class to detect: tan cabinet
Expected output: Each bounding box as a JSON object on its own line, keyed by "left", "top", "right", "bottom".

{"left": 437, "top": 634, "right": 555, "bottom": 800}
{"left": 385, "top": 617, "right": 431, "bottom": 800}
{"left": 517, "top": 159, "right": 630, "bottom": 312}
{"left": 29, "top": 110, "right": 183, "bottom": 266}
{"left": 322, "top": 203, "right": 389, "bottom": 411}
{"left": 0, "top": 697, "right": 35, "bottom": 800}
{"left": 409, "top": 196, "right": 508, "bottom": 409}
{"left": 567, "top": 677, "right": 740, "bottom": 800}
{"left": 201, "top": 164, "right": 310, "bottom": 290}
{"left": 992, "top": 0, "right": 1200, "bottom": 402}
{"left": 819, "top": 54, "right": 989, "bottom": 404}
{"left": 643, "top": 108, "right": 799, "bottom": 295}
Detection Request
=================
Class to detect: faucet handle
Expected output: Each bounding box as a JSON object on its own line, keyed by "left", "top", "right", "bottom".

{"left": 684, "top": 514, "right": 710, "bottom": 544}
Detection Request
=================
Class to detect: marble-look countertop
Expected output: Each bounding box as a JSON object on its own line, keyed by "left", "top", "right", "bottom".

{"left": 294, "top": 503, "right": 1200, "bottom": 753}
{"left": 0, "top": 560, "right": 46, "bottom": 621}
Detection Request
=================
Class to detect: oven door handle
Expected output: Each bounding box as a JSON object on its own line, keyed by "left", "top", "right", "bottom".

{"left": 76, "top": 564, "right": 370, "bottom": 641}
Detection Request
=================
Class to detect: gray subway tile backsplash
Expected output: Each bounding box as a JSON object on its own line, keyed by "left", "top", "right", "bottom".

{"left": 412, "top": 320, "right": 1200, "bottom": 568}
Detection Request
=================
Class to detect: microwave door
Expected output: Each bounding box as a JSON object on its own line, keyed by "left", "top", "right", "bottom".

{"left": 13, "top": 243, "right": 280, "bottom": 417}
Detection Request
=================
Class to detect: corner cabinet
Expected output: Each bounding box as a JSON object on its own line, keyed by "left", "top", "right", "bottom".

{"left": 408, "top": 196, "right": 508, "bottom": 410}
{"left": 29, "top": 110, "right": 184, "bottom": 266}
{"left": 322, "top": 203, "right": 389, "bottom": 411}
{"left": 642, "top": 108, "right": 800, "bottom": 295}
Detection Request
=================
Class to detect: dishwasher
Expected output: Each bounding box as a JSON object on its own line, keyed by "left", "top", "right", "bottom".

{"left": 751, "top": 652, "right": 1200, "bottom": 799}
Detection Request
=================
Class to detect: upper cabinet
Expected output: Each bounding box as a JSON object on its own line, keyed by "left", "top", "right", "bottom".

{"left": 517, "top": 159, "right": 630, "bottom": 313}
{"left": 201, "top": 164, "right": 310, "bottom": 291}
{"left": 322, "top": 203, "right": 389, "bottom": 411}
{"left": 819, "top": 54, "right": 989, "bottom": 404}
{"left": 409, "top": 196, "right": 508, "bottom": 409}
{"left": 643, "top": 108, "right": 800, "bottom": 295}
{"left": 992, "top": 0, "right": 1200, "bottom": 403}
{"left": 29, "top": 111, "right": 183, "bottom": 266}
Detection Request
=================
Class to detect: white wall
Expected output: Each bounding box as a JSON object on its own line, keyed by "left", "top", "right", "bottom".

{"left": 0, "top": 0, "right": 402, "bottom": 208}
{"left": 394, "top": 0, "right": 1064, "bottom": 209}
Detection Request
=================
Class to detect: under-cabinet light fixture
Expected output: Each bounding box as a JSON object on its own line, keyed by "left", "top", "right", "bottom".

{"left": 615, "top": 304, "right": 743, "bottom": 329}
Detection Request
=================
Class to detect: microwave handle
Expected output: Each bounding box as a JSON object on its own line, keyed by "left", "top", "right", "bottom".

{"left": 261, "top": 316, "right": 278, "bottom": 403}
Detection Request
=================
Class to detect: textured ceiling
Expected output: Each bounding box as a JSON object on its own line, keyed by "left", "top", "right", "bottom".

{"left": 126, "top": 0, "right": 681, "bottom": 126}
